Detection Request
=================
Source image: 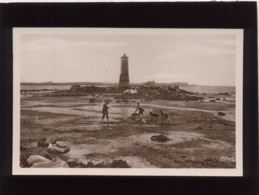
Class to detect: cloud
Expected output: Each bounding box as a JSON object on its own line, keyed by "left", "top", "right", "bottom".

{"left": 21, "top": 37, "right": 127, "bottom": 52}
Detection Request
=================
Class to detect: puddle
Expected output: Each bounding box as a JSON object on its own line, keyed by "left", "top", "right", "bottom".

{"left": 34, "top": 116, "right": 77, "bottom": 125}
{"left": 63, "top": 141, "right": 119, "bottom": 159}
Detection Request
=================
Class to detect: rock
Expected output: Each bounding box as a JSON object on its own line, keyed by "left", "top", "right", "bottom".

{"left": 67, "top": 161, "right": 88, "bottom": 168}
{"left": 217, "top": 112, "right": 226, "bottom": 116}
{"left": 20, "top": 154, "right": 30, "bottom": 167}
{"left": 215, "top": 98, "right": 220, "bottom": 100}
{"left": 110, "top": 160, "right": 130, "bottom": 168}
{"left": 27, "top": 155, "right": 51, "bottom": 166}
{"left": 123, "top": 89, "right": 138, "bottom": 94}
{"left": 37, "top": 137, "right": 49, "bottom": 147}
{"left": 31, "top": 157, "right": 69, "bottom": 168}
{"left": 151, "top": 135, "right": 170, "bottom": 142}
{"left": 47, "top": 143, "right": 70, "bottom": 154}
{"left": 55, "top": 141, "right": 70, "bottom": 148}
{"left": 68, "top": 159, "right": 130, "bottom": 168}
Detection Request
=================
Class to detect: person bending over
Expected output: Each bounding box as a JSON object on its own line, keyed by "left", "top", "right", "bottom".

{"left": 134, "top": 102, "right": 145, "bottom": 122}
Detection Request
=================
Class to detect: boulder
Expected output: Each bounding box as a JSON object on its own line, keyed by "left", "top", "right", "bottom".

{"left": 110, "top": 160, "right": 130, "bottom": 168}
{"left": 55, "top": 141, "right": 70, "bottom": 148}
{"left": 27, "top": 155, "right": 51, "bottom": 166}
{"left": 47, "top": 143, "right": 70, "bottom": 154}
{"left": 31, "top": 157, "right": 69, "bottom": 168}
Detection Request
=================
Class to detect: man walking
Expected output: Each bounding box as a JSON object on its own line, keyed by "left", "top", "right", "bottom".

{"left": 102, "top": 100, "right": 111, "bottom": 125}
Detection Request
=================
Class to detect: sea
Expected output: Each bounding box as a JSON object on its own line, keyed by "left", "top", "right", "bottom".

{"left": 21, "top": 84, "right": 235, "bottom": 94}
{"left": 180, "top": 85, "right": 235, "bottom": 94}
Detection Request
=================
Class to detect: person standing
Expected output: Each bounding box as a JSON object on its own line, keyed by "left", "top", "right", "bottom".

{"left": 102, "top": 101, "right": 111, "bottom": 125}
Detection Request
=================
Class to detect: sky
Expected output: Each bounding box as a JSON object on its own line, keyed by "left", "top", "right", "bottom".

{"left": 18, "top": 28, "right": 238, "bottom": 86}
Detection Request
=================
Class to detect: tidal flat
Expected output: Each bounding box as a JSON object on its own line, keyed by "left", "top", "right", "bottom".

{"left": 20, "top": 94, "right": 236, "bottom": 168}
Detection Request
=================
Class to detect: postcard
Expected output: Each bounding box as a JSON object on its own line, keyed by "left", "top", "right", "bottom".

{"left": 13, "top": 28, "right": 243, "bottom": 176}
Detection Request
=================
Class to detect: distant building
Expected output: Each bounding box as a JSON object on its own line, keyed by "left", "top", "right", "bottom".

{"left": 119, "top": 53, "right": 130, "bottom": 87}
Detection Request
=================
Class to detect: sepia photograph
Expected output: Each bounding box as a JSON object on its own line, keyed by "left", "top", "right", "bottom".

{"left": 13, "top": 28, "right": 243, "bottom": 176}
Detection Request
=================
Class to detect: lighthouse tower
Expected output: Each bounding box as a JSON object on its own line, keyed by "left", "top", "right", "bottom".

{"left": 119, "top": 53, "right": 130, "bottom": 87}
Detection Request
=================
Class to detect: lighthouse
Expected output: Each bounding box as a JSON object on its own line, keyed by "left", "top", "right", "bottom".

{"left": 119, "top": 53, "right": 130, "bottom": 87}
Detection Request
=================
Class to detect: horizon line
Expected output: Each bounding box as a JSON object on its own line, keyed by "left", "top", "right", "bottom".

{"left": 20, "top": 81, "right": 235, "bottom": 87}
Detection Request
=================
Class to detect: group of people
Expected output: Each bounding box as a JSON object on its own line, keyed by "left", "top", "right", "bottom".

{"left": 101, "top": 101, "right": 171, "bottom": 125}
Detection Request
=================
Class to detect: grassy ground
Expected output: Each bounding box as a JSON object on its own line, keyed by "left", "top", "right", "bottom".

{"left": 20, "top": 95, "right": 236, "bottom": 168}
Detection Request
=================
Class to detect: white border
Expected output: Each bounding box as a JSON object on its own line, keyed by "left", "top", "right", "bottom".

{"left": 12, "top": 28, "right": 243, "bottom": 176}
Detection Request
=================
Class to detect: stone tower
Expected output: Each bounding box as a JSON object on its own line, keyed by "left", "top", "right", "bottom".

{"left": 119, "top": 53, "right": 130, "bottom": 87}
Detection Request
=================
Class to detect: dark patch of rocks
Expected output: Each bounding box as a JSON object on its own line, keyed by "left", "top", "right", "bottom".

{"left": 151, "top": 135, "right": 170, "bottom": 142}
{"left": 67, "top": 161, "right": 88, "bottom": 168}
{"left": 67, "top": 159, "right": 130, "bottom": 168}
{"left": 217, "top": 92, "right": 229, "bottom": 96}
{"left": 51, "top": 83, "right": 204, "bottom": 101}
{"left": 110, "top": 160, "right": 130, "bottom": 168}
{"left": 217, "top": 112, "right": 226, "bottom": 116}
